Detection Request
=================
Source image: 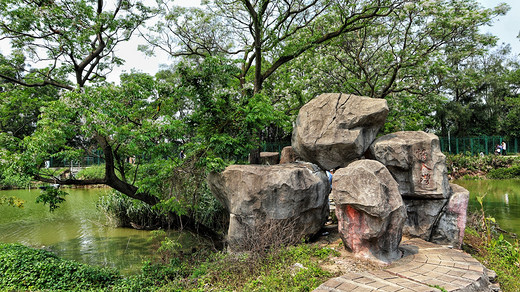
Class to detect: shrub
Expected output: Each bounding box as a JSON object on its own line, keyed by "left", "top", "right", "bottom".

{"left": 487, "top": 165, "right": 520, "bottom": 179}
{"left": 0, "top": 243, "right": 120, "bottom": 291}
{"left": 97, "top": 190, "right": 166, "bottom": 228}
{"left": 76, "top": 164, "right": 105, "bottom": 180}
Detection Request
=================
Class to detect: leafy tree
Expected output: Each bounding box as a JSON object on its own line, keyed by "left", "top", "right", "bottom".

{"left": 144, "top": 0, "right": 405, "bottom": 94}
{"left": 263, "top": 0, "right": 509, "bottom": 133}
{"left": 0, "top": 0, "right": 154, "bottom": 89}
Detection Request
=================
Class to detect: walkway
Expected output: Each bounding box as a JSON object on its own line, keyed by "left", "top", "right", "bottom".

{"left": 314, "top": 238, "right": 498, "bottom": 292}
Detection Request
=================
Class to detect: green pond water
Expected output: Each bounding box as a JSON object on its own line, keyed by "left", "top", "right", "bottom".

{"left": 0, "top": 188, "right": 198, "bottom": 274}
{"left": 455, "top": 179, "right": 520, "bottom": 236}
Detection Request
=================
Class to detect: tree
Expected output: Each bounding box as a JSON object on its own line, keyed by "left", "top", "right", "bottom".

{"left": 262, "top": 0, "right": 509, "bottom": 133}
{"left": 0, "top": 0, "right": 154, "bottom": 89}
{"left": 144, "top": 0, "right": 405, "bottom": 94}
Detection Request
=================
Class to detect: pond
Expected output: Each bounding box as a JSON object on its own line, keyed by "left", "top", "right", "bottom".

{"left": 0, "top": 188, "right": 199, "bottom": 274}
{"left": 455, "top": 179, "right": 520, "bottom": 236}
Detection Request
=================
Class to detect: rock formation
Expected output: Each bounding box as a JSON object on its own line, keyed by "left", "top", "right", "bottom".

{"left": 292, "top": 93, "right": 388, "bottom": 170}
{"left": 369, "top": 131, "right": 467, "bottom": 247}
{"left": 332, "top": 160, "right": 406, "bottom": 263}
{"left": 369, "top": 131, "right": 450, "bottom": 199}
{"left": 430, "top": 184, "right": 469, "bottom": 248}
{"left": 207, "top": 162, "right": 329, "bottom": 252}
{"left": 208, "top": 92, "right": 470, "bottom": 258}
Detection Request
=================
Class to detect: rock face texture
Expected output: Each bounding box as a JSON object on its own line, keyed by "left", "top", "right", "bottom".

{"left": 369, "top": 131, "right": 450, "bottom": 199}
{"left": 430, "top": 184, "right": 470, "bottom": 248}
{"left": 292, "top": 93, "right": 388, "bottom": 170}
{"left": 207, "top": 162, "right": 329, "bottom": 252}
{"left": 260, "top": 152, "right": 280, "bottom": 165}
{"left": 280, "top": 146, "right": 299, "bottom": 164}
{"left": 370, "top": 131, "right": 468, "bottom": 247}
{"left": 332, "top": 160, "right": 406, "bottom": 263}
{"left": 402, "top": 198, "right": 447, "bottom": 240}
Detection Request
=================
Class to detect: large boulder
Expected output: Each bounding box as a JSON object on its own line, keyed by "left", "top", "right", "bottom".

{"left": 332, "top": 160, "right": 406, "bottom": 264}
{"left": 207, "top": 162, "right": 330, "bottom": 252}
{"left": 292, "top": 93, "right": 388, "bottom": 170}
{"left": 369, "top": 131, "right": 450, "bottom": 199}
{"left": 430, "top": 184, "right": 469, "bottom": 248}
{"left": 402, "top": 198, "right": 447, "bottom": 240}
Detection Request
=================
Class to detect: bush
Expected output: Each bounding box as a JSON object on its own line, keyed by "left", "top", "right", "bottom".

{"left": 97, "top": 190, "right": 167, "bottom": 228}
{"left": 446, "top": 154, "right": 520, "bottom": 179}
{"left": 76, "top": 164, "right": 105, "bottom": 180}
{"left": 487, "top": 165, "right": 520, "bottom": 179}
{"left": 0, "top": 243, "right": 120, "bottom": 291}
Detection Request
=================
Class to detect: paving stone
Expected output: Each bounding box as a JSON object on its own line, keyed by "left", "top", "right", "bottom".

{"left": 313, "top": 238, "right": 491, "bottom": 292}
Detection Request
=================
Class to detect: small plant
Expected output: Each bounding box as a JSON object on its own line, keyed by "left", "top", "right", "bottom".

{"left": 147, "top": 229, "right": 182, "bottom": 264}
{"left": 36, "top": 187, "right": 68, "bottom": 211}
{"left": 476, "top": 193, "right": 495, "bottom": 243}
{"left": 0, "top": 243, "right": 120, "bottom": 290}
{"left": 0, "top": 196, "right": 24, "bottom": 208}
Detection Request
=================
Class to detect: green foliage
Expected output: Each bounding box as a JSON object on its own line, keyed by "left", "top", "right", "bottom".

{"left": 465, "top": 223, "right": 520, "bottom": 292}
{"left": 121, "top": 243, "right": 338, "bottom": 292}
{"left": 97, "top": 191, "right": 166, "bottom": 228}
{"left": 446, "top": 153, "right": 519, "bottom": 178}
{"left": 36, "top": 187, "right": 69, "bottom": 212}
{"left": 0, "top": 196, "right": 24, "bottom": 208}
{"left": 146, "top": 230, "right": 183, "bottom": 264}
{"left": 487, "top": 165, "right": 520, "bottom": 179}
{"left": 76, "top": 164, "right": 106, "bottom": 180}
{"left": 0, "top": 0, "right": 154, "bottom": 88}
{"left": 0, "top": 243, "right": 120, "bottom": 291}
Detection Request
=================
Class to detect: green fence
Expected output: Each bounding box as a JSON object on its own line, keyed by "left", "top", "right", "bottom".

{"left": 439, "top": 136, "right": 519, "bottom": 155}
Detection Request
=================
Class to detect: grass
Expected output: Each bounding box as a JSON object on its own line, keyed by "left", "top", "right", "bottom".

{"left": 463, "top": 213, "right": 520, "bottom": 292}
{"left": 0, "top": 240, "right": 340, "bottom": 291}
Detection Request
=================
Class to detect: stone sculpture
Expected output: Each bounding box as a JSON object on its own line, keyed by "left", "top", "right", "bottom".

{"left": 332, "top": 160, "right": 406, "bottom": 263}
{"left": 208, "top": 92, "right": 469, "bottom": 260}
{"left": 369, "top": 131, "right": 450, "bottom": 199}
{"left": 207, "top": 162, "right": 330, "bottom": 252}
{"left": 292, "top": 93, "right": 388, "bottom": 170}
{"left": 369, "top": 131, "right": 467, "bottom": 246}
{"left": 430, "top": 184, "right": 469, "bottom": 248}
{"left": 279, "top": 146, "right": 299, "bottom": 164}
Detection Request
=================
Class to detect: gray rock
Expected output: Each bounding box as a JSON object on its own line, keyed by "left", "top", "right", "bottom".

{"left": 402, "top": 198, "right": 447, "bottom": 240}
{"left": 207, "top": 162, "right": 329, "bottom": 252}
{"left": 369, "top": 131, "right": 450, "bottom": 199}
{"left": 292, "top": 93, "right": 388, "bottom": 170}
{"left": 430, "top": 183, "right": 469, "bottom": 248}
{"left": 332, "top": 160, "right": 406, "bottom": 264}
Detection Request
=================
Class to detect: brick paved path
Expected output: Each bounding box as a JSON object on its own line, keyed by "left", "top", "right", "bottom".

{"left": 314, "top": 238, "right": 495, "bottom": 292}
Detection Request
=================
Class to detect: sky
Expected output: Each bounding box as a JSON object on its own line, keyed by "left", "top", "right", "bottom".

{"left": 479, "top": 0, "right": 520, "bottom": 53}
{"left": 111, "top": 0, "right": 520, "bottom": 82}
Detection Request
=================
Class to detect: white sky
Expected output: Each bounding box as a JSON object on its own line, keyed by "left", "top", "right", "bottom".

{"left": 479, "top": 0, "right": 520, "bottom": 54}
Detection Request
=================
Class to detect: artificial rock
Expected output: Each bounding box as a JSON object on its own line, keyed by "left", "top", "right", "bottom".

{"left": 207, "top": 162, "right": 329, "bottom": 252}
{"left": 369, "top": 131, "right": 450, "bottom": 199}
{"left": 332, "top": 160, "right": 406, "bottom": 263}
{"left": 430, "top": 183, "right": 469, "bottom": 248}
{"left": 292, "top": 93, "right": 388, "bottom": 170}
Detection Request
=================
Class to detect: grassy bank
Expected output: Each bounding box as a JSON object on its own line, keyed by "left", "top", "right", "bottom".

{"left": 0, "top": 237, "right": 341, "bottom": 291}
{"left": 446, "top": 153, "right": 520, "bottom": 179}
{"left": 463, "top": 212, "right": 520, "bottom": 292}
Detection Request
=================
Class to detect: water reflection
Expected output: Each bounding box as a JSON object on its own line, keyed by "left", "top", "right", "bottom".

{"left": 455, "top": 179, "right": 520, "bottom": 236}
{"left": 0, "top": 188, "right": 200, "bottom": 274}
